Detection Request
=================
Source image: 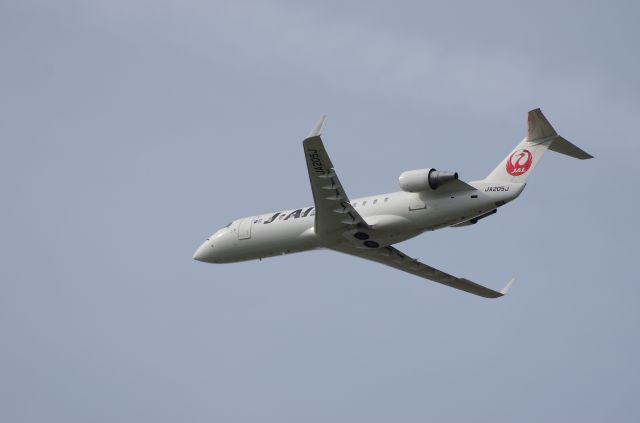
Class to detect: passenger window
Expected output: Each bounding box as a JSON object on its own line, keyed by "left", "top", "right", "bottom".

{"left": 362, "top": 201, "right": 367, "bottom": 206}
{"left": 373, "top": 199, "right": 378, "bottom": 205}
{"left": 384, "top": 197, "right": 389, "bottom": 202}
{"left": 353, "top": 202, "right": 358, "bottom": 207}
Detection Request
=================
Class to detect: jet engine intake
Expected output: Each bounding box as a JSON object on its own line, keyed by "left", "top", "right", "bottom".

{"left": 399, "top": 168, "right": 458, "bottom": 192}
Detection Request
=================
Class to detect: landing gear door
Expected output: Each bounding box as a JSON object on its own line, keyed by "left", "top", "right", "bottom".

{"left": 238, "top": 217, "right": 253, "bottom": 240}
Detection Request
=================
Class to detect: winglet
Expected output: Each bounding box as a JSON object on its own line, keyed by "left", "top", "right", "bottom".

{"left": 306, "top": 115, "right": 326, "bottom": 139}
{"left": 500, "top": 278, "right": 516, "bottom": 296}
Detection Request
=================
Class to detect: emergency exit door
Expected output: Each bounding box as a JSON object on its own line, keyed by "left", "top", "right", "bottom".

{"left": 408, "top": 196, "right": 427, "bottom": 211}
{"left": 237, "top": 217, "right": 253, "bottom": 240}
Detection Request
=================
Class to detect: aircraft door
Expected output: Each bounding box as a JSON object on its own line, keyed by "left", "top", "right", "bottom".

{"left": 237, "top": 217, "right": 253, "bottom": 240}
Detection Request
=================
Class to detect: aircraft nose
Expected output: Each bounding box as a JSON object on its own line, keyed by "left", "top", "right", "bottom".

{"left": 193, "top": 240, "right": 213, "bottom": 262}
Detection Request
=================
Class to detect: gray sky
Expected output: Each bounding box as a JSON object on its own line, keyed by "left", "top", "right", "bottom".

{"left": 2, "top": 0, "right": 639, "bottom": 422}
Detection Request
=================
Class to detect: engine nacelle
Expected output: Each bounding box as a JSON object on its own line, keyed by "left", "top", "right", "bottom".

{"left": 398, "top": 168, "right": 459, "bottom": 192}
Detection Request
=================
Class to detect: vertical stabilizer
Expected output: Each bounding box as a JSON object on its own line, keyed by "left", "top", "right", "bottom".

{"left": 527, "top": 108, "right": 557, "bottom": 141}
{"left": 484, "top": 108, "right": 591, "bottom": 183}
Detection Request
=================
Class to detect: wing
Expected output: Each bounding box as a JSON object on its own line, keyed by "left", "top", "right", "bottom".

{"left": 303, "top": 116, "right": 368, "bottom": 240}
{"left": 301, "top": 116, "right": 512, "bottom": 298}
{"left": 333, "top": 244, "right": 514, "bottom": 298}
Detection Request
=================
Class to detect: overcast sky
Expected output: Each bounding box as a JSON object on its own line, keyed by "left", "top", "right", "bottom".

{"left": 2, "top": 1, "right": 639, "bottom": 422}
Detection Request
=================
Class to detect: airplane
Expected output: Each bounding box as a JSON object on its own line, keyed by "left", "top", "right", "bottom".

{"left": 193, "top": 109, "right": 592, "bottom": 298}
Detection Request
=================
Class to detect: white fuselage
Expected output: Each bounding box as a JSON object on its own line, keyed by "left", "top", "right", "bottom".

{"left": 193, "top": 181, "right": 525, "bottom": 263}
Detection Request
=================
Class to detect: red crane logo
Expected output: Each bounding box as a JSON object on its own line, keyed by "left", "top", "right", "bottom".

{"left": 506, "top": 149, "right": 533, "bottom": 176}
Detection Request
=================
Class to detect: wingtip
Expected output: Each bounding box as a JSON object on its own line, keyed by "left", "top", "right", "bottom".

{"left": 500, "top": 278, "right": 516, "bottom": 296}
{"left": 307, "top": 114, "right": 326, "bottom": 139}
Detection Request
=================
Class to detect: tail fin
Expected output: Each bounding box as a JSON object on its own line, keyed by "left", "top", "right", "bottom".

{"left": 485, "top": 108, "right": 593, "bottom": 183}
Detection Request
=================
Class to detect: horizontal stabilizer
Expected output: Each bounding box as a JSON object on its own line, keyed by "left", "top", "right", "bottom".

{"left": 549, "top": 136, "right": 593, "bottom": 160}
{"left": 528, "top": 108, "right": 593, "bottom": 159}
